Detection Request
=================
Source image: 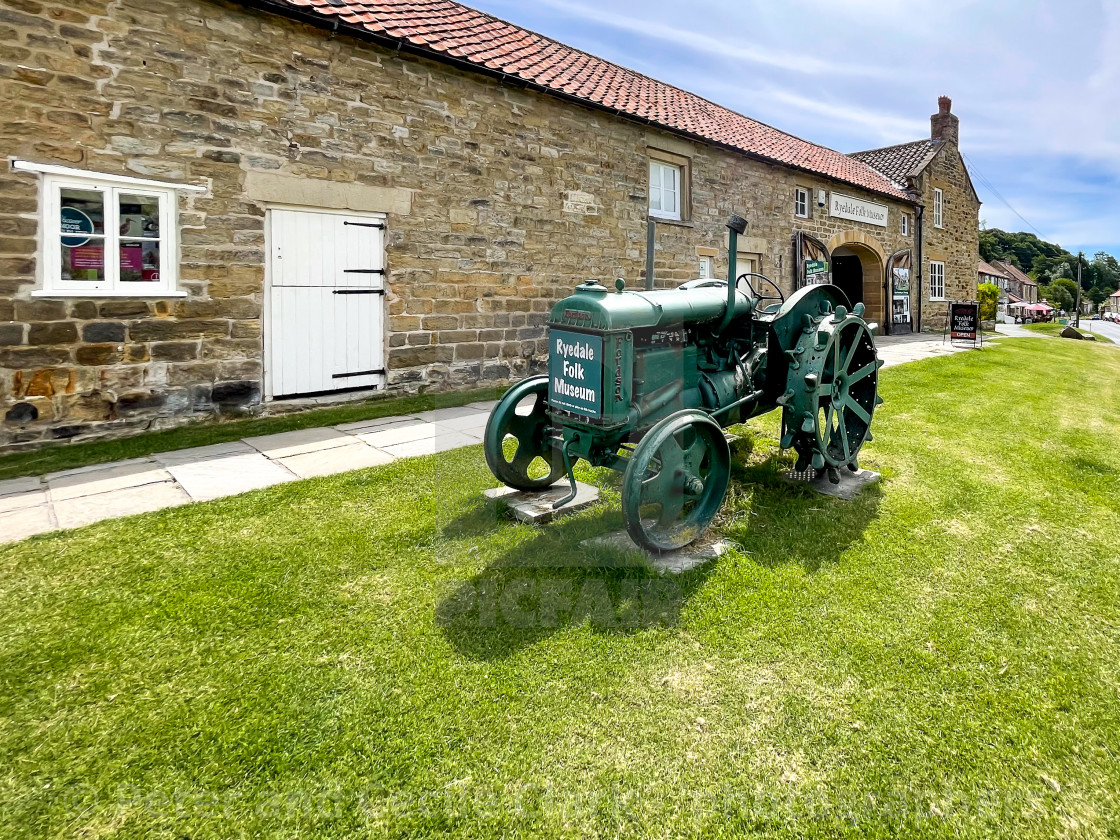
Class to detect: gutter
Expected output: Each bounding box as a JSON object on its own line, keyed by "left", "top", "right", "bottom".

{"left": 239, "top": 0, "right": 919, "bottom": 208}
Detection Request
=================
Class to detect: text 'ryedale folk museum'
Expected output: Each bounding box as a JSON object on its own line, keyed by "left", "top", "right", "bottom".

{"left": 0, "top": 0, "right": 979, "bottom": 447}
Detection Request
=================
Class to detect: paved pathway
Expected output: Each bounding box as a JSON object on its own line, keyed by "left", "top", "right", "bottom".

{"left": 874, "top": 332, "right": 970, "bottom": 368}
{"left": 0, "top": 401, "right": 497, "bottom": 543}
{"left": 0, "top": 323, "right": 1043, "bottom": 544}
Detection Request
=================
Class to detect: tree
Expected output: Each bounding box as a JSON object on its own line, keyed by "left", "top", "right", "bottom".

{"left": 1093, "top": 252, "right": 1120, "bottom": 290}
{"left": 978, "top": 283, "right": 1000, "bottom": 321}
{"left": 1041, "top": 278, "right": 1078, "bottom": 313}
{"left": 978, "top": 229, "right": 1069, "bottom": 274}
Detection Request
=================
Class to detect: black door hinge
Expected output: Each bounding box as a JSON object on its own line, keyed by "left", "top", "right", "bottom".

{"left": 332, "top": 368, "right": 386, "bottom": 379}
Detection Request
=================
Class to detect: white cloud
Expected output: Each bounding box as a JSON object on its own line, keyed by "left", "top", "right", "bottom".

{"left": 531, "top": 0, "right": 890, "bottom": 78}
{"left": 474, "top": 0, "right": 1120, "bottom": 253}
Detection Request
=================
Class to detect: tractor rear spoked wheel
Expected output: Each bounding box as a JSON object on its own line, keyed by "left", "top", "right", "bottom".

{"left": 622, "top": 410, "right": 731, "bottom": 554}
{"left": 783, "top": 307, "right": 882, "bottom": 481}
{"left": 483, "top": 375, "right": 564, "bottom": 491}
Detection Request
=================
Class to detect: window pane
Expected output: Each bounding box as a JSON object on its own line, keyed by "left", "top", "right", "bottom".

{"left": 60, "top": 187, "right": 105, "bottom": 242}
{"left": 119, "top": 193, "right": 160, "bottom": 238}
{"left": 61, "top": 238, "right": 105, "bottom": 282}
{"left": 120, "top": 240, "right": 161, "bottom": 282}
{"left": 665, "top": 184, "right": 678, "bottom": 215}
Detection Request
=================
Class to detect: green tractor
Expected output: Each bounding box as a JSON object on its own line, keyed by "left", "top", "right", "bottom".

{"left": 484, "top": 215, "right": 883, "bottom": 553}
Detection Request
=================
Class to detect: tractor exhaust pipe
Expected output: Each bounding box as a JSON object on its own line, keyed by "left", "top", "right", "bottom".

{"left": 719, "top": 214, "right": 748, "bottom": 332}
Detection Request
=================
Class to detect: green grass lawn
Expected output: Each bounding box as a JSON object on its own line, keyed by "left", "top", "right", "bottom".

{"left": 2, "top": 338, "right": 1120, "bottom": 838}
{"left": 1021, "top": 321, "right": 1114, "bottom": 343}
{"left": 0, "top": 385, "right": 505, "bottom": 482}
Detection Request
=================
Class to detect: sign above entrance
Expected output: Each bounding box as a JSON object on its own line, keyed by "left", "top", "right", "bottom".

{"left": 829, "top": 193, "right": 888, "bottom": 228}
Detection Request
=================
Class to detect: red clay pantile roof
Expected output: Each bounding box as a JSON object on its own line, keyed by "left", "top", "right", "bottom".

{"left": 995, "top": 260, "right": 1038, "bottom": 287}
{"left": 267, "top": 0, "right": 916, "bottom": 203}
{"left": 978, "top": 259, "right": 1010, "bottom": 278}
{"left": 849, "top": 139, "right": 943, "bottom": 190}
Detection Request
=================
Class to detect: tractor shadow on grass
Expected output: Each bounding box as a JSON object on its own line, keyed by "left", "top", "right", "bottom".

{"left": 436, "top": 446, "right": 882, "bottom": 660}
{"left": 435, "top": 498, "right": 721, "bottom": 660}
{"left": 720, "top": 444, "right": 884, "bottom": 573}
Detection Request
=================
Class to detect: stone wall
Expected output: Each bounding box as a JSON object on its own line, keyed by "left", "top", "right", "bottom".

{"left": 0, "top": 0, "right": 958, "bottom": 449}
{"left": 916, "top": 144, "right": 981, "bottom": 330}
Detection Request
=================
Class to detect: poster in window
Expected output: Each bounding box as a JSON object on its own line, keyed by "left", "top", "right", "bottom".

{"left": 892, "top": 267, "right": 910, "bottom": 294}
{"left": 70, "top": 245, "right": 104, "bottom": 269}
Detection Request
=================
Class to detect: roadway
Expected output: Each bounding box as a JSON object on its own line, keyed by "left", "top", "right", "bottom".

{"left": 1075, "top": 318, "right": 1120, "bottom": 344}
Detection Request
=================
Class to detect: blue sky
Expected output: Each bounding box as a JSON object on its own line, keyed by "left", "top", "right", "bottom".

{"left": 469, "top": 0, "right": 1120, "bottom": 260}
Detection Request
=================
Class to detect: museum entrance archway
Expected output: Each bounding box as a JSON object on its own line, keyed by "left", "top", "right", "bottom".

{"left": 829, "top": 243, "right": 885, "bottom": 326}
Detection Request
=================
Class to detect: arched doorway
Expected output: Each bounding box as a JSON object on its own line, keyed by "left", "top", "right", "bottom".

{"left": 826, "top": 233, "right": 886, "bottom": 326}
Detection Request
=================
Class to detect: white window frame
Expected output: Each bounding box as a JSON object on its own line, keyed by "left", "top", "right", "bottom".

{"left": 929, "top": 260, "right": 946, "bottom": 300}
{"left": 648, "top": 160, "right": 682, "bottom": 221}
{"left": 13, "top": 160, "right": 204, "bottom": 298}
{"left": 901, "top": 213, "right": 910, "bottom": 236}
{"left": 698, "top": 255, "right": 713, "bottom": 279}
{"left": 933, "top": 188, "right": 943, "bottom": 228}
{"left": 794, "top": 187, "right": 809, "bottom": 218}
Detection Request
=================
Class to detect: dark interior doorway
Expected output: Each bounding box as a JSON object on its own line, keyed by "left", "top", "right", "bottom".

{"left": 832, "top": 254, "right": 863, "bottom": 308}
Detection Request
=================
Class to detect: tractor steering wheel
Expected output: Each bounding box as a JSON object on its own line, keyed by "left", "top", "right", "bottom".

{"left": 736, "top": 272, "right": 786, "bottom": 312}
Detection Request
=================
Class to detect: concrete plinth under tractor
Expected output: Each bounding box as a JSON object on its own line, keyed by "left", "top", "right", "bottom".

{"left": 484, "top": 215, "right": 884, "bottom": 553}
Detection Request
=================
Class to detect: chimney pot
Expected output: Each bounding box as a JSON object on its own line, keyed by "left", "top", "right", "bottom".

{"left": 938, "top": 95, "right": 952, "bottom": 115}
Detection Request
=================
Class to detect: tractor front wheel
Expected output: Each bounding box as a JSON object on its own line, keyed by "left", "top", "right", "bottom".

{"left": 622, "top": 410, "right": 731, "bottom": 554}
{"left": 484, "top": 376, "right": 564, "bottom": 491}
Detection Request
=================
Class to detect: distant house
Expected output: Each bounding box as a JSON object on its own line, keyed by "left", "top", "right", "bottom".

{"left": 994, "top": 261, "right": 1038, "bottom": 306}
{"left": 1109, "top": 290, "right": 1120, "bottom": 316}
{"left": 978, "top": 259, "right": 1011, "bottom": 320}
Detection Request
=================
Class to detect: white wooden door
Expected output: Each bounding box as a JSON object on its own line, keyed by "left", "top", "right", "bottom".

{"left": 266, "top": 208, "right": 386, "bottom": 398}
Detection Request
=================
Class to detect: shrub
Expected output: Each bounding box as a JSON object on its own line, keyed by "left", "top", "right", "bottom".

{"left": 978, "top": 283, "right": 1000, "bottom": 321}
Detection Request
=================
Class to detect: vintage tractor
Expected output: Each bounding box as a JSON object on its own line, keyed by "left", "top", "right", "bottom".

{"left": 484, "top": 215, "right": 884, "bottom": 553}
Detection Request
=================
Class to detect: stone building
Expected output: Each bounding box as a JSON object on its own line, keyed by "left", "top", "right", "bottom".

{"left": 978, "top": 258, "right": 1012, "bottom": 320}
{"left": 0, "top": 0, "right": 980, "bottom": 448}
{"left": 994, "top": 261, "right": 1038, "bottom": 305}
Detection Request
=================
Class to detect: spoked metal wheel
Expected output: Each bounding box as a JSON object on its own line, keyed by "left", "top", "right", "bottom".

{"left": 622, "top": 410, "right": 731, "bottom": 554}
{"left": 483, "top": 376, "right": 564, "bottom": 491}
{"left": 781, "top": 304, "right": 883, "bottom": 479}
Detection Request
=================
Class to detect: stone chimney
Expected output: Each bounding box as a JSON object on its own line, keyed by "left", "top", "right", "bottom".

{"left": 931, "top": 95, "right": 959, "bottom": 145}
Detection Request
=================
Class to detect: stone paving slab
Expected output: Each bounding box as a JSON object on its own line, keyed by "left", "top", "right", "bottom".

{"left": 581, "top": 530, "right": 734, "bottom": 574}
{"left": 356, "top": 420, "right": 438, "bottom": 448}
{"left": 484, "top": 480, "right": 599, "bottom": 524}
{"left": 467, "top": 400, "right": 500, "bottom": 411}
{"left": 430, "top": 411, "right": 491, "bottom": 432}
{"left": 0, "top": 476, "right": 44, "bottom": 497}
{"left": 0, "top": 504, "right": 54, "bottom": 542}
{"left": 46, "top": 459, "right": 171, "bottom": 502}
{"left": 277, "top": 441, "right": 395, "bottom": 479}
{"left": 0, "top": 488, "right": 48, "bottom": 514}
{"left": 411, "top": 405, "right": 489, "bottom": 423}
{"left": 154, "top": 441, "right": 256, "bottom": 467}
{"left": 783, "top": 468, "right": 881, "bottom": 500}
{"left": 164, "top": 452, "right": 296, "bottom": 502}
{"left": 244, "top": 427, "right": 357, "bottom": 459}
{"left": 53, "top": 481, "right": 191, "bottom": 530}
{"left": 381, "top": 430, "right": 479, "bottom": 458}
{"left": 334, "top": 415, "right": 420, "bottom": 433}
